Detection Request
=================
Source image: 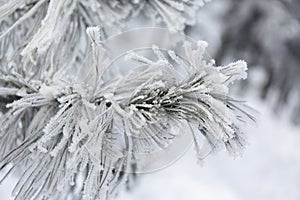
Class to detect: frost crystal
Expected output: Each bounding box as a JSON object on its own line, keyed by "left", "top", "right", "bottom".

{"left": 0, "top": 24, "right": 254, "bottom": 199}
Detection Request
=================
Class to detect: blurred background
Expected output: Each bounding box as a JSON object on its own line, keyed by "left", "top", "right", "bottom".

{"left": 1, "top": 0, "right": 300, "bottom": 199}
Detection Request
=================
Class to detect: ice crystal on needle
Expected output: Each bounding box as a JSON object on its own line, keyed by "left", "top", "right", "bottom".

{"left": 0, "top": 26, "right": 254, "bottom": 200}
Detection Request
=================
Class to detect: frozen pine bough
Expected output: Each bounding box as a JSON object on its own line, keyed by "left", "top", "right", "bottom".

{"left": 0, "top": 26, "right": 254, "bottom": 200}
{"left": 0, "top": 0, "right": 211, "bottom": 81}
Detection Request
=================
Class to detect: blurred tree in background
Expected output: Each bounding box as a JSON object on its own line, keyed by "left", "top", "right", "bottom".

{"left": 211, "top": 0, "right": 300, "bottom": 124}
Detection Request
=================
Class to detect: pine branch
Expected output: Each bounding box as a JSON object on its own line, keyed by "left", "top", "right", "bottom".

{"left": 0, "top": 26, "right": 254, "bottom": 199}
{"left": 0, "top": 0, "right": 211, "bottom": 80}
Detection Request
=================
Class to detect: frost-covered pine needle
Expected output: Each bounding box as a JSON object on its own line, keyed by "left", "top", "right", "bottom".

{"left": 0, "top": 0, "right": 211, "bottom": 76}
{"left": 0, "top": 25, "right": 254, "bottom": 200}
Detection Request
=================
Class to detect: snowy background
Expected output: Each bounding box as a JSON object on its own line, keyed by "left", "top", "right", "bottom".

{"left": 116, "top": 95, "right": 300, "bottom": 200}
{"left": 1, "top": 0, "right": 300, "bottom": 199}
